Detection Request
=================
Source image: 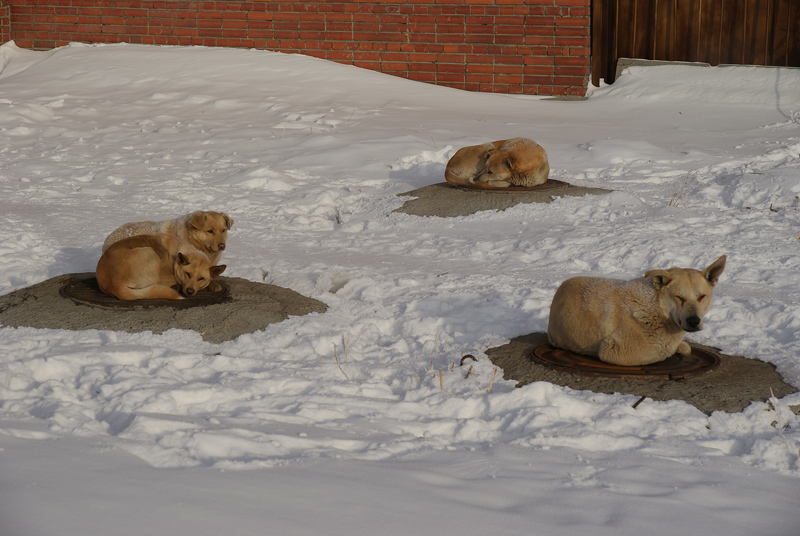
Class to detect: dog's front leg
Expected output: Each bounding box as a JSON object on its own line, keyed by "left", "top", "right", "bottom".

{"left": 207, "top": 281, "right": 222, "bottom": 292}
{"left": 597, "top": 337, "right": 627, "bottom": 366}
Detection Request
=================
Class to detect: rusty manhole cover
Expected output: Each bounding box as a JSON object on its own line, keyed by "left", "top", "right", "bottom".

{"left": 450, "top": 179, "right": 570, "bottom": 192}
{"left": 59, "top": 272, "right": 231, "bottom": 310}
{"left": 531, "top": 344, "right": 721, "bottom": 380}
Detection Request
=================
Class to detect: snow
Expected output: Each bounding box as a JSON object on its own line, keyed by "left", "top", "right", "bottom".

{"left": 1, "top": 41, "right": 799, "bottom": 534}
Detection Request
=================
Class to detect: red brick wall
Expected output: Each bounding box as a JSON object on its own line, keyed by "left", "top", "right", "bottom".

{"left": 0, "top": 0, "right": 10, "bottom": 45}
{"left": 4, "top": 0, "right": 591, "bottom": 96}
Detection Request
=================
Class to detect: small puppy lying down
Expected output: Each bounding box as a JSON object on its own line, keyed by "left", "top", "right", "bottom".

{"left": 445, "top": 137, "right": 549, "bottom": 188}
{"left": 102, "top": 210, "right": 233, "bottom": 266}
{"left": 96, "top": 233, "right": 226, "bottom": 300}
{"left": 547, "top": 255, "right": 726, "bottom": 366}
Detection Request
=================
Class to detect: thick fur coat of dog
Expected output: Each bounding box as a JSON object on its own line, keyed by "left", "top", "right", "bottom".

{"left": 445, "top": 137, "right": 549, "bottom": 188}
{"left": 96, "top": 233, "right": 226, "bottom": 300}
{"left": 547, "top": 255, "right": 726, "bottom": 366}
{"left": 102, "top": 211, "right": 233, "bottom": 265}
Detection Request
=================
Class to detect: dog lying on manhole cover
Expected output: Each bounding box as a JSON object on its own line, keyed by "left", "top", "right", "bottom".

{"left": 547, "top": 255, "right": 727, "bottom": 366}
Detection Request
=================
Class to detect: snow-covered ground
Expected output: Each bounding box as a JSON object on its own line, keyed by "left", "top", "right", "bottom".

{"left": 1, "top": 42, "right": 799, "bottom": 535}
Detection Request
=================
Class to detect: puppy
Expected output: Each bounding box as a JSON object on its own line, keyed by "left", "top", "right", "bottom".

{"left": 547, "top": 255, "right": 726, "bottom": 366}
{"left": 96, "top": 233, "right": 226, "bottom": 300}
{"left": 445, "top": 137, "right": 549, "bottom": 188}
{"left": 102, "top": 211, "right": 233, "bottom": 265}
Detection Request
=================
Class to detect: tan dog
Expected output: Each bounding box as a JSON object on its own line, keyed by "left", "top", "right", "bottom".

{"left": 445, "top": 138, "right": 549, "bottom": 188}
{"left": 96, "top": 233, "right": 226, "bottom": 300}
{"left": 547, "top": 255, "right": 726, "bottom": 366}
{"left": 102, "top": 211, "right": 233, "bottom": 265}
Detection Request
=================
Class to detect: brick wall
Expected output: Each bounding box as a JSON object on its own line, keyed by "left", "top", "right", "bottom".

{"left": 0, "top": 0, "right": 10, "bottom": 45}
{"left": 3, "top": 1, "right": 591, "bottom": 96}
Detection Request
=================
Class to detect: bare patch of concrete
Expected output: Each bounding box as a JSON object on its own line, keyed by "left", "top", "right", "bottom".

{"left": 0, "top": 273, "right": 327, "bottom": 344}
{"left": 394, "top": 182, "right": 611, "bottom": 217}
{"left": 485, "top": 332, "right": 797, "bottom": 414}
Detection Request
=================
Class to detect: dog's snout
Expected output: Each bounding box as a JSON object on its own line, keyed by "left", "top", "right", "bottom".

{"left": 218, "top": 243, "right": 226, "bottom": 250}
{"left": 185, "top": 288, "right": 196, "bottom": 296}
{"left": 685, "top": 315, "right": 701, "bottom": 331}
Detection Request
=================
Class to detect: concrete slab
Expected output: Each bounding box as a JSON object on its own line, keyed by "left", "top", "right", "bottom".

{"left": 0, "top": 273, "right": 327, "bottom": 344}
{"left": 485, "top": 332, "right": 797, "bottom": 414}
{"left": 394, "top": 182, "right": 611, "bottom": 217}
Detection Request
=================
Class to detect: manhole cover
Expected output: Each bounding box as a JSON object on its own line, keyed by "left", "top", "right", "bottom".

{"left": 450, "top": 179, "right": 570, "bottom": 192}
{"left": 59, "top": 273, "right": 231, "bottom": 310}
{"left": 531, "top": 344, "right": 721, "bottom": 380}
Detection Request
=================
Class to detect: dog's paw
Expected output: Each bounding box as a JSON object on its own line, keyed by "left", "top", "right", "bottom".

{"left": 207, "top": 281, "right": 222, "bottom": 292}
{"left": 677, "top": 341, "right": 692, "bottom": 355}
{"left": 478, "top": 179, "right": 512, "bottom": 188}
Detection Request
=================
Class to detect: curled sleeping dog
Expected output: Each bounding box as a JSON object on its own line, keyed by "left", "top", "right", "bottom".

{"left": 445, "top": 137, "right": 549, "bottom": 188}
{"left": 96, "top": 233, "right": 226, "bottom": 301}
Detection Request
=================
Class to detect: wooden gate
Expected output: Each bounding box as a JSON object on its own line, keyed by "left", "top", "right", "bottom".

{"left": 592, "top": 0, "right": 800, "bottom": 85}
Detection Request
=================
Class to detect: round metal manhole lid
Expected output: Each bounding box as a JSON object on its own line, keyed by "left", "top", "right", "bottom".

{"left": 59, "top": 273, "right": 231, "bottom": 310}
{"left": 450, "top": 179, "right": 571, "bottom": 192}
{"left": 531, "top": 344, "right": 721, "bottom": 380}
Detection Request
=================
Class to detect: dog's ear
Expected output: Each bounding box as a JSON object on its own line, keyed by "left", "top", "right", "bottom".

{"left": 210, "top": 264, "right": 227, "bottom": 278}
{"left": 644, "top": 269, "right": 672, "bottom": 289}
{"left": 177, "top": 252, "right": 191, "bottom": 266}
{"left": 224, "top": 215, "right": 234, "bottom": 230}
{"left": 703, "top": 255, "right": 726, "bottom": 286}
{"left": 189, "top": 212, "right": 207, "bottom": 230}
{"left": 505, "top": 157, "right": 519, "bottom": 182}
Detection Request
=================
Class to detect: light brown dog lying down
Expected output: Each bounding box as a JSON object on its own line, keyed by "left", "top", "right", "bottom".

{"left": 445, "top": 137, "right": 549, "bottom": 188}
{"left": 96, "top": 233, "right": 226, "bottom": 300}
{"left": 102, "top": 211, "right": 233, "bottom": 266}
{"left": 547, "top": 255, "right": 726, "bottom": 366}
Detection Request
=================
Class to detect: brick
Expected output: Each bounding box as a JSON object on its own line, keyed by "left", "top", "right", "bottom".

{"left": 524, "top": 74, "right": 555, "bottom": 85}
{"left": 437, "top": 63, "right": 465, "bottom": 73}
{"left": 554, "top": 26, "right": 589, "bottom": 37}
{"left": 437, "top": 53, "right": 465, "bottom": 63}
{"left": 409, "top": 62, "right": 436, "bottom": 72}
{"left": 465, "top": 63, "right": 492, "bottom": 73}
{"left": 554, "top": 63, "right": 587, "bottom": 75}
{"left": 555, "top": 56, "right": 589, "bottom": 66}
{"left": 198, "top": 19, "right": 222, "bottom": 29}
{"left": 554, "top": 36, "right": 589, "bottom": 47}
{"left": 555, "top": 16, "right": 589, "bottom": 26}
{"left": 101, "top": 16, "right": 124, "bottom": 26}
{"left": 436, "top": 34, "right": 465, "bottom": 44}
{"left": 524, "top": 54, "right": 553, "bottom": 65}
{"left": 563, "top": 44, "right": 587, "bottom": 54}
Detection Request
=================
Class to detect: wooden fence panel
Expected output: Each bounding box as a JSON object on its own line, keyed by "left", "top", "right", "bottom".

{"left": 770, "top": 0, "right": 790, "bottom": 65}
{"left": 791, "top": 2, "right": 800, "bottom": 66}
{"left": 593, "top": 0, "right": 800, "bottom": 85}
{"left": 702, "top": 2, "right": 725, "bottom": 66}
